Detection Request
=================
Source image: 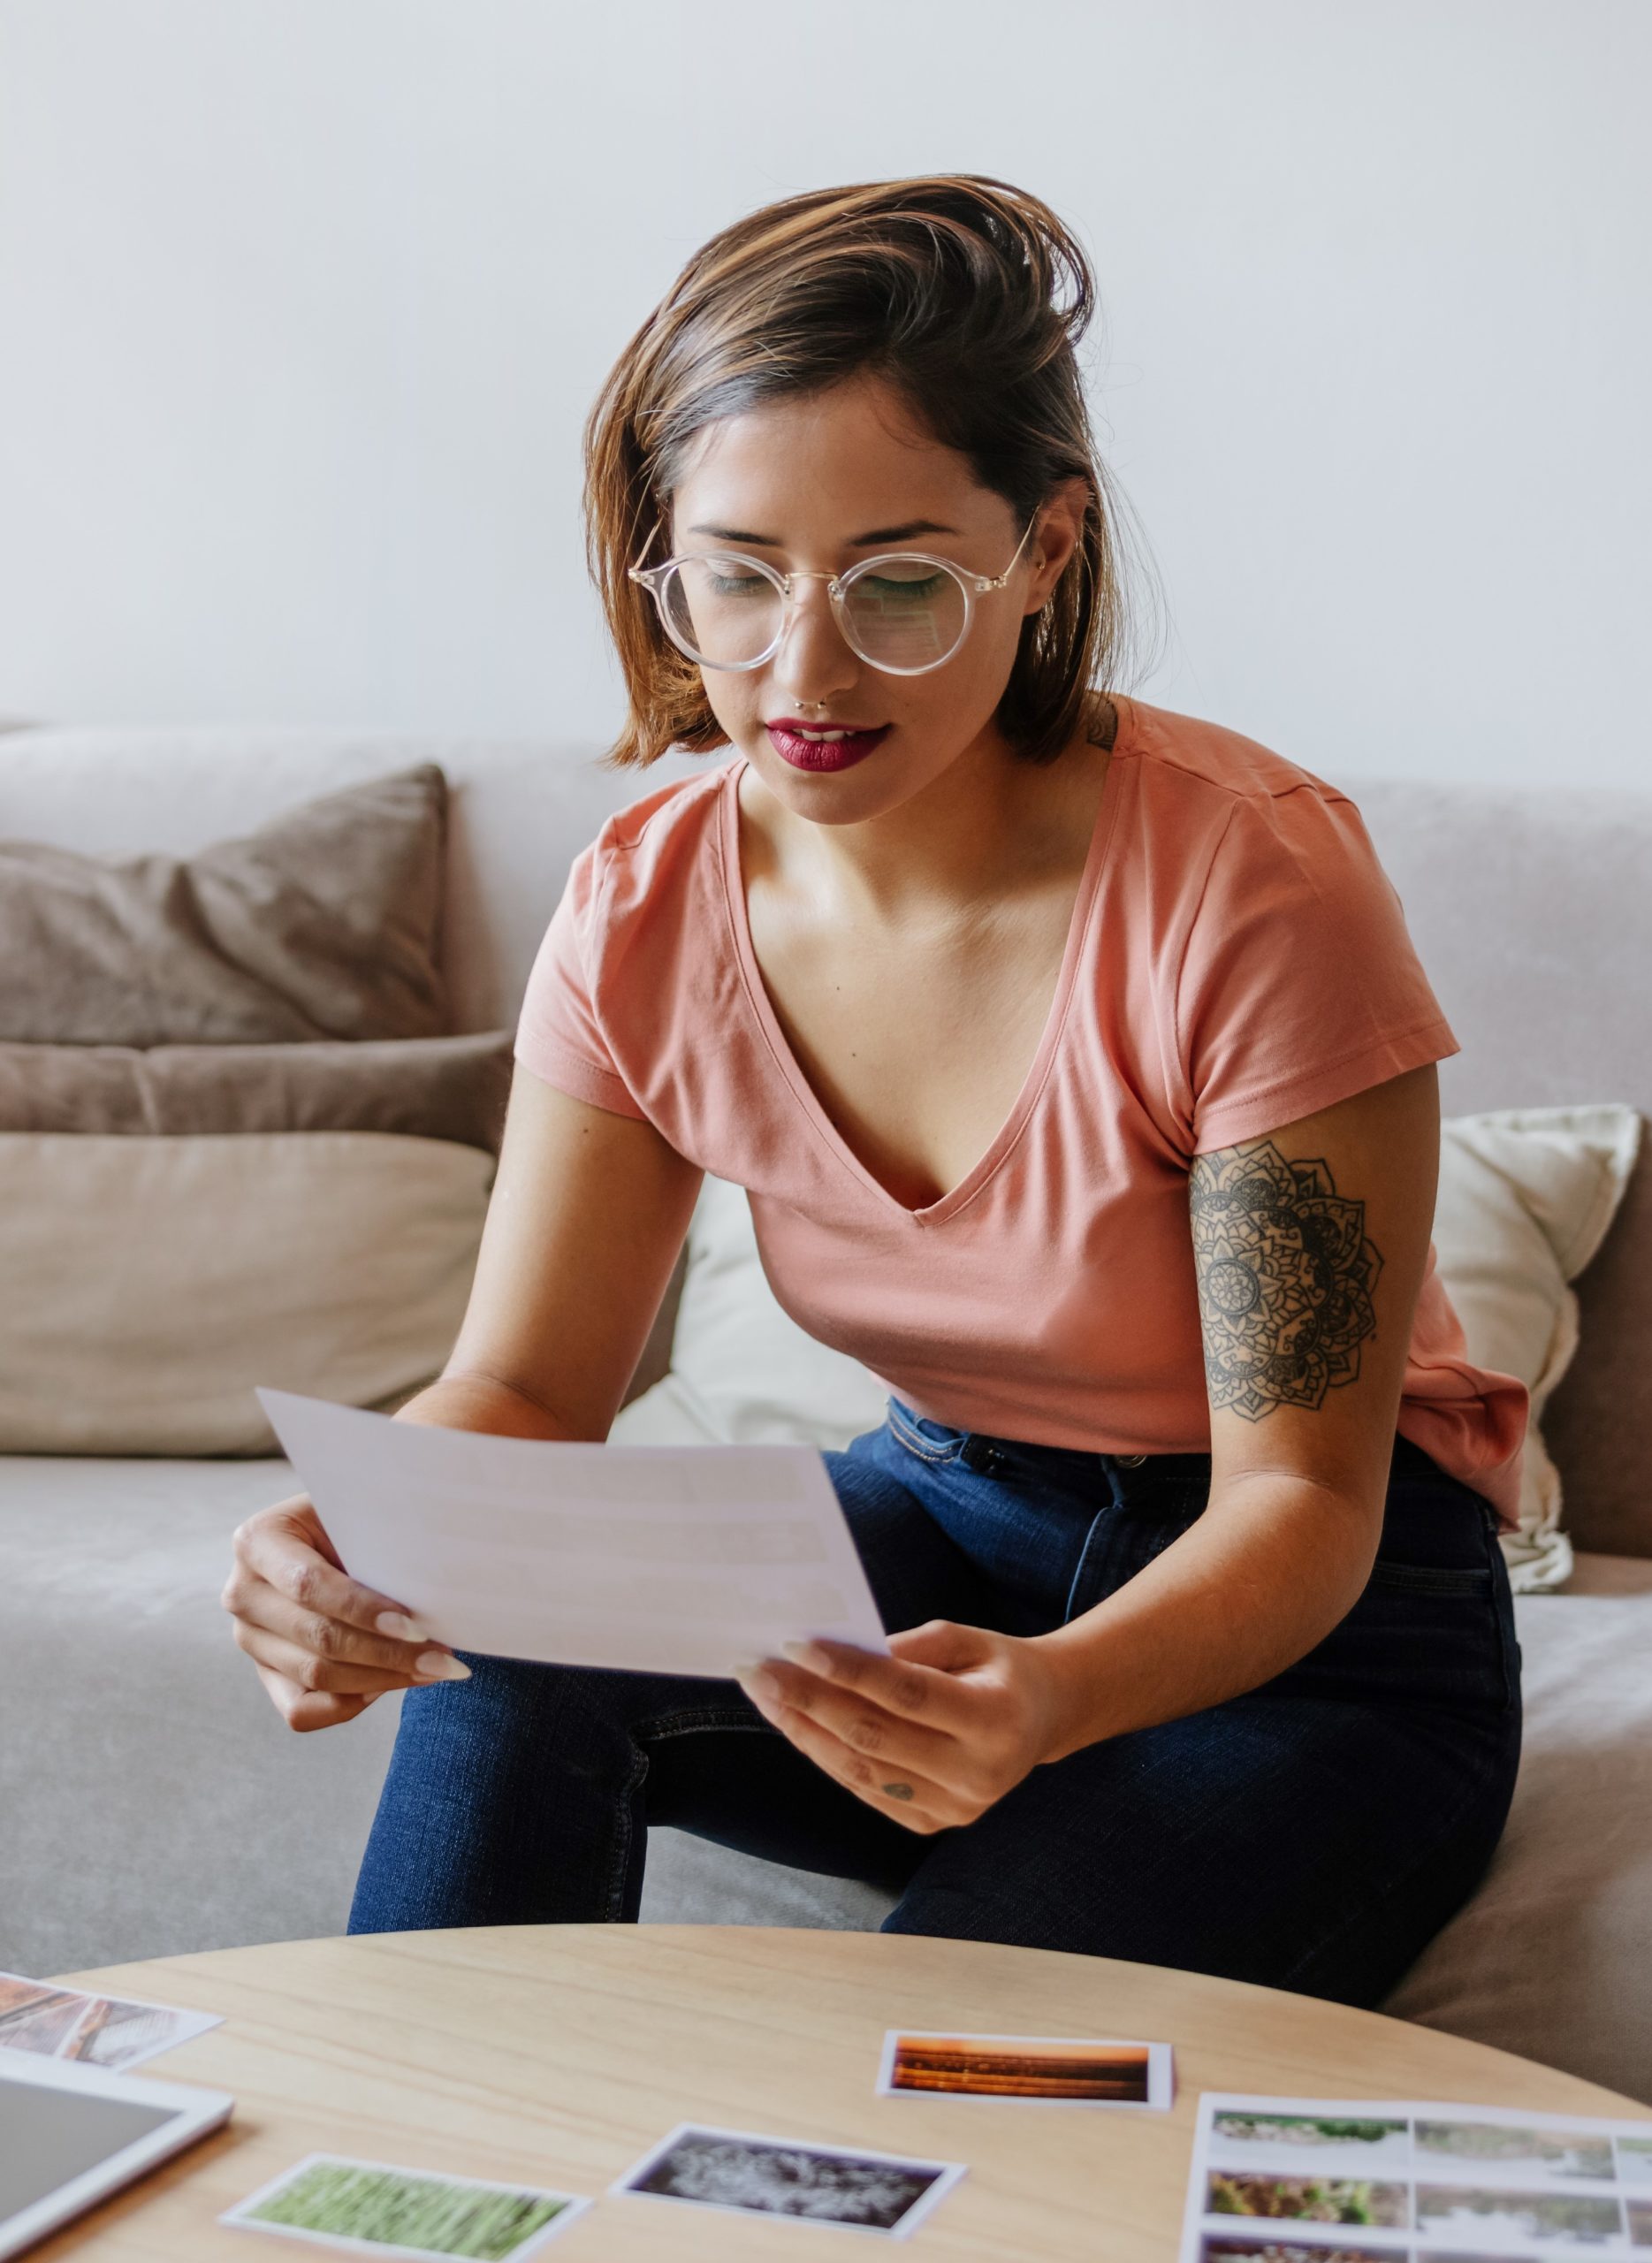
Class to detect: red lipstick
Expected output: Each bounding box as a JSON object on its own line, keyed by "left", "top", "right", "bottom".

{"left": 764, "top": 720, "right": 891, "bottom": 773}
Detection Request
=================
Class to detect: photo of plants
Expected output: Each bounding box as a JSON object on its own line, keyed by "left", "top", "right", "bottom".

{"left": 1200, "top": 2239, "right": 1400, "bottom": 2263}
{"left": 243, "top": 2160, "right": 573, "bottom": 2259}
{"left": 1206, "top": 2174, "right": 1409, "bottom": 2228}
{"left": 630, "top": 2130, "right": 943, "bottom": 2229}
{"left": 1214, "top": 2116, "right": 1408, "bottom": 2151}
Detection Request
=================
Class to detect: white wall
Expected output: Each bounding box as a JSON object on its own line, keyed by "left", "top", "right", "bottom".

{"left": 1, "top": 0, "right": 1646, "bottom": 788}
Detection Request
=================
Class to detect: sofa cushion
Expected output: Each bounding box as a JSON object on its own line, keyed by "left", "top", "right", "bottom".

{"left": 0, "top": 1452, "right": 400, "bottom": 1977}
{"left": 0, "top": 763, "right": 451, "bottom": 1045}
{"left": 0, "top": 1131, "right": 492, "bottom": 1455}
{"left": 0, "top": 1031, "right": 512, "bottom": 1150}
{"left": 1380, "top": 1580, "right": 1652, "bottom": 2104}
{"left": 612, "top": 1176, "right": 890, "bottom": 1452}
{"left": 1542, "top": 1130, "right": 1652, "bottom": 1560}
{"left": 1431, "top": 1105, "right": 1642, "bottom": 1586}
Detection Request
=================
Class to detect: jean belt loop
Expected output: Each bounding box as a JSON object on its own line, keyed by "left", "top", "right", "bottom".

{"left": 959, "top": 1431, "right": 1006, "bottom": 1474}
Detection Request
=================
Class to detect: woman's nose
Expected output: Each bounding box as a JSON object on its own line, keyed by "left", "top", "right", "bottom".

{"left": 770, "top": 580, "right": 860, "bottom": 707}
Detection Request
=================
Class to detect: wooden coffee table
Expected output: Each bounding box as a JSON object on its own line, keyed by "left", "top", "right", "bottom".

{"left": 38, "top": 1925, "right": 1650, "bottom": 2259}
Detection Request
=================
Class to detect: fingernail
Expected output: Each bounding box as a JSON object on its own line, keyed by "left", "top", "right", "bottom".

{"left": 781, "top": 1641, "right": 830, "bottom": 1675}
{"left": 415, "top": 1650, "right": 471, "bottom": 1681}
{"left": 737, "top": 1666, "right": 781, "bottom": 1706}
{"left": 377, "top": 1611, "right": 432, "bottom": 1642}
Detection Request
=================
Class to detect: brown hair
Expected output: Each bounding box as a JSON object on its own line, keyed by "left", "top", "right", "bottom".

{"left": 583, "top": 174, "right": 1152, "bottom": 769}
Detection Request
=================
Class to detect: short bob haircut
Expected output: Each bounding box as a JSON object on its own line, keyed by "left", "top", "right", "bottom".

{"left": 583, "top": 173, "right": 1144, "bottom": 769}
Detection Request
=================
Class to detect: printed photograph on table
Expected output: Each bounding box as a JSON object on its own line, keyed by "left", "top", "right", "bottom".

{"left": 1181, "top": 2094, "right": 1652, "bottom": 2263}
{"left": 1199, "top": 2242, "right": 1404, "bottom": 2263}
{"left": 221, "top": 2153, "right": 591, "bottom": 2260}
{"left": 1209, "top": 2113, "right": 1413, "bottom": 2176}
{"left": 1205, "top": 2171, "right": 1409, "bottom": 2228}
{"left": 877, "top": 2028, "right": 1172, "bottom": 2107}
{"left": 612, "top": 2121, "right": 967, "bottom": 2236}
{"left": 1415, "top": 2184, "right": 1625, "bottom": 2245}
{"left": 0, "top": 1970, "right": 222, "bottom": 2071}
{"left": 1415, "top": 2121, "right": 1617, "bottom": 2180}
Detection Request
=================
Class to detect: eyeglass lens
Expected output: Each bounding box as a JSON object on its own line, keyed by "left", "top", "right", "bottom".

{"left": 660, "top": 556, "right": 968, "bottom": 672}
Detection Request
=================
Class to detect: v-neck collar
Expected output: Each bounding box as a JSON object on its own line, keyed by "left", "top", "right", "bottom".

{"left": 716, "top": 701, "right": 1132, "bottom": 1228}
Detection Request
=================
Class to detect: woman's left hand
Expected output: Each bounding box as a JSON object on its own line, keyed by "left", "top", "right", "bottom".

{"left": 734, "top": 1621, "right": 1068, "bottom": 1834}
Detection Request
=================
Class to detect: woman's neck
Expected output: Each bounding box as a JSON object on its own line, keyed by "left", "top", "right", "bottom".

{"left": 740, "top": 693, "right": 1118, "bottom": 933}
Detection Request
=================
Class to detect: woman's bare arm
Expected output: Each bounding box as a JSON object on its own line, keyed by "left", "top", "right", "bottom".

{"left": 404, "top": 1065, "right": 703, "bottom": 1439}
{"left": 225, "top": 1066, "right": 703, "bottom": 1729}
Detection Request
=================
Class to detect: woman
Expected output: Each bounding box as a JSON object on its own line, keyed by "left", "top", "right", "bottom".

{"left": 224, "top": 176, "right": 1527, "bottom": 2007}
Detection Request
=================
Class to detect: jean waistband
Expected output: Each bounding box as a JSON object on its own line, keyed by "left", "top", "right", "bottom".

{"left": 885, "top": 1397, "right": 1447, "bottom": 1496}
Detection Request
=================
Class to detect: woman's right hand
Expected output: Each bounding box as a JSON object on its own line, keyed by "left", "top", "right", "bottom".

{"left": 223, "top": 1493, "right": 471, "bottom": 1733}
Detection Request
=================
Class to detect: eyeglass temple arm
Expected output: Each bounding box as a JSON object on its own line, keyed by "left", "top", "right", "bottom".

{"left": 978, "top": 509, "right": 1043, "bottom": 591}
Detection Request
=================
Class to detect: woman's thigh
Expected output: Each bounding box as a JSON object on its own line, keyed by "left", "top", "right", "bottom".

{"left": 351, "top": 1422, "right": 1020, "bottom": 1928}
{"left": 881, "top": 1455, "right": 1524, "bottom": 2008}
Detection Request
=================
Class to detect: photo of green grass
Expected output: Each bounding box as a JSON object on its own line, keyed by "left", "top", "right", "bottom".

{"left": 239, "top": 2159, "right": 574, "bottom": 2259}
{"left": 1213, "top": 2116, "right": 1406, "bottom": 2150}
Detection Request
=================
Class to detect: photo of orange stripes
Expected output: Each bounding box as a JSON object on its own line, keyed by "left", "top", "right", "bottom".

{"left": 887, "top": 2033, "right": 1153, "bottom": 2103}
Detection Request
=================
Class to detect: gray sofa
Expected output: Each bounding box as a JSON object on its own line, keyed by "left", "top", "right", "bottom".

{"left": 3, "top": 726, "right": 1648, "bottom": 2104}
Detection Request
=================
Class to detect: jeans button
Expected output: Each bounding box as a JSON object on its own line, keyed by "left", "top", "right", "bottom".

{"left": 1117, "top": 1452, "right": 1146, "bottom": 1467}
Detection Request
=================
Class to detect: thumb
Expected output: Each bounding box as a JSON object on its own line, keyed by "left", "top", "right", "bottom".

{"left": 887, "top": 1619, "right": 994, "bottom": 1674}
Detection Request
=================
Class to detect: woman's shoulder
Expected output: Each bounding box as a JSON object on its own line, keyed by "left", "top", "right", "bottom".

{"left": 586, "top": 751, "right": 737, "bottom": 862}
{"left": 1118, "top": 696, "right": 1362, "bottom": 818}
{"left": 569, "top": 752, "right": 740, "bottom": 920}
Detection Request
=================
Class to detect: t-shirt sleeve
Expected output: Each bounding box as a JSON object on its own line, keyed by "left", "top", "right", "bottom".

{"left": 512, "top": 839, "right": 648, "bottom": 1121}
{"left": 1174, "top": 785, "right": 1459, "bottom": 1155}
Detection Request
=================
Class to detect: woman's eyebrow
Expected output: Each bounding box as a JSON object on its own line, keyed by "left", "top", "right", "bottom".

{"left": 685, "top": 519, "right": 958, "bottom": 546}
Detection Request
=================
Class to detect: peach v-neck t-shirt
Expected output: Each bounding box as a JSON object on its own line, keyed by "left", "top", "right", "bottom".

{"left": 514, "top": 696, "right": 1529, "bottom": 1528}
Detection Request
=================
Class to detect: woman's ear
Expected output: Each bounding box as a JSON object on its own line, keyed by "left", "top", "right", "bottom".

{"left": 1023, "top": 475, "right": 1090, "bottom": 613}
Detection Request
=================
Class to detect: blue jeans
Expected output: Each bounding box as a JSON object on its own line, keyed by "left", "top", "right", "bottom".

{"left": 348, "top": 1402, "right": 1522, "bottom": 2008}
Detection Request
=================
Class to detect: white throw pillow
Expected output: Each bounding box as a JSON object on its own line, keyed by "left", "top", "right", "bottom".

{"left": 613, "top": 1106, "right": 1642, "bottom": 1592}
{"left": 612, "top": 1175, "right": 890, "bottom": 1452}
{"left": 0, "top": 1130, "right": 493, "bottom": 1454}
{"left": 1434, "top": 1104, "right": 1641, "bottom": 1589}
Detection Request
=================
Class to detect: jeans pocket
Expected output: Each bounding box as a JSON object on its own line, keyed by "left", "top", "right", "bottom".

{"left": 1367, "top": 1560, "right": 1496, "bottom": 1598}
{"left": 1291, "top": 1548, "right": 1514, "bottom": 1713}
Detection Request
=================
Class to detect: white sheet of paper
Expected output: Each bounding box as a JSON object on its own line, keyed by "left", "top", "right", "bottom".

{"left": 256, "top": 1388, "right": 889, "bottom": 1680}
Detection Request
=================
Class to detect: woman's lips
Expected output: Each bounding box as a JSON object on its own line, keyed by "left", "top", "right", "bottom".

{"left": 764, "top": 721, "right": 891, "bottom": 773}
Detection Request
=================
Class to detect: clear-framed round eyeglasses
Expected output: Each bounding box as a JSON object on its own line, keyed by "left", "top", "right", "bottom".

{"left": 626, "top": 514, "right": 1041, "bottom": 678}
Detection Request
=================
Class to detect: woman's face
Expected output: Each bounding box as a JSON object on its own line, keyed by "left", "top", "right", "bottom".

{"left": 665, "top": 374, "right": 1083, "bottom": 827}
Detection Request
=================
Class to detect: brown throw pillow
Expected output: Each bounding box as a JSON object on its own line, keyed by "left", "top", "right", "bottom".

{"left": 0, "top": 1031, "right": 514, "bottom": 1152}
{"left": 0, "top": 763, "right": 450, "bottom": 1045}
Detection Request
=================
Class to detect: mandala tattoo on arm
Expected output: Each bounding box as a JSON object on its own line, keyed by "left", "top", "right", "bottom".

{"left": 1189, "top": 1140, "right": 1384, "bottom": 1421}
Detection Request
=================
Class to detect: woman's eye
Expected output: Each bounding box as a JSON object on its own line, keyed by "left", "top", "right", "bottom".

{"left": 707, "top": 574, "right": 769, "bottom": 597}
{"left": 864, "top": 572, "right": 945, "bottom": 598}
